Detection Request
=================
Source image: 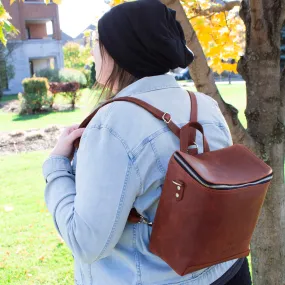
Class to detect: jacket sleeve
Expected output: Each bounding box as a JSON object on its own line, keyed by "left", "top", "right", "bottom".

{"left": 43, "top": 125, "right": 141, "bottom": 263}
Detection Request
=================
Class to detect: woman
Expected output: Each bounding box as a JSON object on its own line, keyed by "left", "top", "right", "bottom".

{"left": 43, "top": 1, "right": 252, "bottom": 284}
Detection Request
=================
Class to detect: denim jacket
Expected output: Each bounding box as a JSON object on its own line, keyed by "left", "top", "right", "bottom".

{"left": 43, "top": 75, "right": 239, "bottom": 285}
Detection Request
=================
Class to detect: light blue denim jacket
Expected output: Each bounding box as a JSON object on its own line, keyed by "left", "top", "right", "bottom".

{"left": 43, "top": 75, "right": 239, "bottom": 285}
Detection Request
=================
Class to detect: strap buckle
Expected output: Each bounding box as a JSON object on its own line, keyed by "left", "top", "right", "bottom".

{"left": 162, "top": 113, "right": 171, "bottom": 124}
{"left": 187, "top": 142, "right": 198, "bottom": 153}
{"left": 138, "top": 215, "right": 153, "bottom": 227}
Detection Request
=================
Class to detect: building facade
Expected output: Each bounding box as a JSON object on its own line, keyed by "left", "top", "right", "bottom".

{"left": 2, "top": 0, "right": 64, "bottom": 94}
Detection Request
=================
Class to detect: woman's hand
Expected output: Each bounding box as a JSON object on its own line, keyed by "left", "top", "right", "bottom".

{"left": 50, "top": 124, "right": 85, "bottom": 160}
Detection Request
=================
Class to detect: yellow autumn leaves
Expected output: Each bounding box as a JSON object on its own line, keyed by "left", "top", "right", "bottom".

{"left": 182, "top": 0, "right": 245, "bottom": 74}
{"left": 9, "top": 0, "right": 62, "bottom": 5}
{"left": 0, "top": 1, "right": 18, "bottom": 45}
{"left": 111, "top": 0, "right": 244, "bottom": 74}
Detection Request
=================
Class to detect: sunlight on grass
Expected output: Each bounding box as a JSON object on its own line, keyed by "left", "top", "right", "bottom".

{"left": 0, "top": 89, "right": 99, "bottom": 132}
{"left": 0, "top": 84, "right": 246, "bottom": 132}
{"left": 0, "top": 151, "right": 73, "bottom": 284}
{"left": 187, "top": 82, "right": 247, "bottom": 128}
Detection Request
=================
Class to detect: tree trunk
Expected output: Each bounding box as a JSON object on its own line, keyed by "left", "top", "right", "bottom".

{"left": 162, "top": 0, "right": 285, "bottom": 283}
{"left": 238, "top": 0, "right": 285, "bottom": 283}
{"left": 71, "top": 92, "right": 76, "bottom": 110}
{"left": 281, "top": 67, "right": 285, "bottom": 125}
{"left": 161, "top": 0, "right": 255, "bottom": 150}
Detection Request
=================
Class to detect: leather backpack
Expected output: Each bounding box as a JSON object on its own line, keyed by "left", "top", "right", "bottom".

{"left": 75, "top": 91, "right": 273, "bottom": 276}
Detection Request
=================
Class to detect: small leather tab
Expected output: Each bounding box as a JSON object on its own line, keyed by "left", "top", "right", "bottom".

{"left": 180, "top": 122, "right": 210, "bottom": 154}
{"left": 173, "top": 180, "right": 184, "bottom": 202}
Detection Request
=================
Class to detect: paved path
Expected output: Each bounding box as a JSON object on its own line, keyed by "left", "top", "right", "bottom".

{"left": 178, "top": 80, "right": 245, "bottom": 88}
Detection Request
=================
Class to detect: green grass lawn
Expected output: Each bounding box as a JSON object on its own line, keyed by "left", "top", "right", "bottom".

{"left": 0, "top": 151, "right": 74, "bottom": 285}
{"left": 0, "top": 89, "right": 99, "bottom": 132}
{"left": 0, "top": 84, "right": 246, "bottom": 132}
{"left": 187, "top": 83, "right": 247, "bottom": 127}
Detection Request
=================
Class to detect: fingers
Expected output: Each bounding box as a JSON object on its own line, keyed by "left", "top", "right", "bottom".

{"left": 67, "top": 128, "right": 85, "bottom": 143}
{"left": 62, "top": 124, "right": 81, "bottom": 136}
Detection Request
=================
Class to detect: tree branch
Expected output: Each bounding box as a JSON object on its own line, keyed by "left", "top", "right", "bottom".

{"left": 161, "top": 0, "right": 255, "bottom": 150}
{"left": 193, "top": 0, "right": 241, "bottom": 16}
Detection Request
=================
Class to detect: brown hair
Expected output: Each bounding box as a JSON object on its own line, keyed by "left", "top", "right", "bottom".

{"left": 95, "top": 41, "right": 138, "bottom": 100}
{"left": 74, "top": 41, "right": 138, "bottom": 147}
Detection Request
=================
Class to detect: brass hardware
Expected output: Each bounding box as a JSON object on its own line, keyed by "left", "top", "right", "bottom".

{"left": 176, "top": 193, "right": 180, "bottom": 198}
{"left": 188, "top": 142, "right": 199, "bottom": 153}
{"left": 172, "top": 181, "right": 183, "bottom": 187}
{"left": 162, "top": 113, "right": 171, "bottom": 124}
{"left": 177, "top": 186, "right": 181, "bottom": 191}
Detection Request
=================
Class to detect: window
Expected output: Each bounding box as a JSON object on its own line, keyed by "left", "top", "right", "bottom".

{"left": 0, "top": 60, "right": 9, "bottom": 90}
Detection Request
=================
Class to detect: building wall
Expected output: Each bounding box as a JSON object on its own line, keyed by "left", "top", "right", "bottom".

{"left": 4, "top": 40, "right": 64, "bottom": 95}
{"left": 26, "top": 23, "right": 48, "bottom": 39}
{"left": 2, "top": 0, "right": 64, "bottom": 94}
{"left": 2, "top": 0, "right": 61, "bottom": 40}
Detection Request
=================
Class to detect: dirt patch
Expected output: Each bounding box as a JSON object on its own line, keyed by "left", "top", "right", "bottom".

{"left": 0, "top": 125, "right": 64, "bottom": 155}
{"left": 0, "top": 99, "right": 77, "bottom": 114}
{"left": 0, "top": 100, "right": 20, "bottom": 113}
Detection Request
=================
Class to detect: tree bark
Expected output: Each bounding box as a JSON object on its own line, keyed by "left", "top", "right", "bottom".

{"left": 281, "top": 67, "right": 285, "bottom": 125}
{"left": 238, "top": 0, "right": 285, "bottom": 283}
{"left": 161, "top": 0, "right": 255, "bottom": 150}
{"left": 195, "top": 0, "right": 241, "bottom": 15}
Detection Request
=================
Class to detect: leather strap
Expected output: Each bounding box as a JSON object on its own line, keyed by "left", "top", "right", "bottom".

{"left": 180, "top": 122, "right": 210, "bottom": 153}
{"left": 73, "top": 91, "right": 200, "bottom": 225}
{"left": 188, "top": 91, "right": 198, "bottom": 145}
{"left": 74, "top": 91, "right": 196, "bottom": 149}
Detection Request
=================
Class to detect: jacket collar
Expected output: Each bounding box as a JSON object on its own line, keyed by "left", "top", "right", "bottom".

{"left": 115, "top": 74, "right": 180, "bottom": 98}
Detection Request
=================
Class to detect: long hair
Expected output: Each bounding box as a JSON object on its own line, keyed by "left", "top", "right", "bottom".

{"left": 95, "top": 41, "right": 138, "bottom": 100}
{"left": 74, "top": 41, "right": 138, "bottom": 148}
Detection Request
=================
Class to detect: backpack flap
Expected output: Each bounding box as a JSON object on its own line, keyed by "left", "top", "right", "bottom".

{"left": 176, "top": 144, "right": 273, "bottom": 187}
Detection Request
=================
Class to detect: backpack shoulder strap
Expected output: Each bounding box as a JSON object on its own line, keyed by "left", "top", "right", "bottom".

{"left": 188, "top": 91, "right": 198, "bottom": 144}
{"left": 74, "top": 91, "right": 197, "bottom": 149}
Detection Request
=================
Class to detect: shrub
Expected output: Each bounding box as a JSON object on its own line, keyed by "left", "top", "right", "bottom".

{"left": 59, "top": 68, "right": 87, "bottom": 87}
{"left": 82, "top": 69, "right": 91, "bottom": 88}
{"left": 19, "top": 77, "right": 52, "bottom": 114}
{"left": 49, "top": 82, "right": 80, "bottom": 110}
{"left": 36, "top": 68, "right": 87, "bottom": 87}
{"left": 36, "top": 68, "right": 60, "bottom": 82}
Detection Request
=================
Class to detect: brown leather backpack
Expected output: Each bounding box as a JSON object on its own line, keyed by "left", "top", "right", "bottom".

{"left": 75, "top": 91, "right": 273, "bottom": 276}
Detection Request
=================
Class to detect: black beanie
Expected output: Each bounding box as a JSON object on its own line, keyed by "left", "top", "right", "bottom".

{"left": 98, "top": 0, "right": 194, "bottom": 78}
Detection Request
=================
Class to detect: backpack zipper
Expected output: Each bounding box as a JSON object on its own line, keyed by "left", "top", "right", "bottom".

{"left": 174, "top": 152, "right": 273, "bottom": 190}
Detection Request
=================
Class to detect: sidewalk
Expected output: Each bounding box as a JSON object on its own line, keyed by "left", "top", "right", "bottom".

{"left": 179, "top": 80, "right": 245, "bottom": 88}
